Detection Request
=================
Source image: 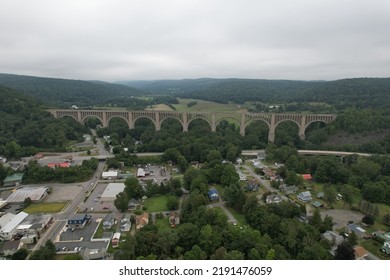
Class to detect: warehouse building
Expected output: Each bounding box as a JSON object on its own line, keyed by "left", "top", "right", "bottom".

{"left": 100, "top": 183, "right": 125, "bottom": 202}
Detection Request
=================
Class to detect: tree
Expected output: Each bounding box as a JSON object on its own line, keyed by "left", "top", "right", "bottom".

{"left": 334, "top": 241, "right": 355, "bottom": 260}
{"left": 167, "top": 196, "right": 179, "bottom": 210}
{"left": 29, "top": 240, "right": 56, "bottom": 260}
{"left": 383, "top": 213, "right": 390, "bottom": 226}
{"left": 114, "top": 192, "right": 128, "bottom": 212}
{"left": 177, "top": 155, "right": 188, "bottom": 172}
{"left": 124, "top": 177, "right": 144, "bottom": 200}
{"left": 362, "top": 215, "right": 375, "bottom": 225}
{"left": 183, "top": 245, "right": 207, "bottom": 260}
{"left": 347, "top": 232, "right": 358, "bottom": 247}
{"left": 323, "top": 185, "right": 337, "bottom": 206}
{"left": 11, "top": 248, "right": 29, "bottom": 260}
{"left": 220, "top": 164, "right": 239, "bottom": 187}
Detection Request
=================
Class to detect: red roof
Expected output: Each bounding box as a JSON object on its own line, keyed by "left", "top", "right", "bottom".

{"left": 302, "top": 174, "right": 312, "bottom": 180}
{"left": 47, "top": 162, "right": 70, "bottom": 168}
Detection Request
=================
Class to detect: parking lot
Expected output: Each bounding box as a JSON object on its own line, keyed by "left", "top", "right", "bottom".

{"left": 55, "top": 214, "right": 110, "bottom": 253}
{"left": 81, "top": 183, "right": 115, "bottom": 213}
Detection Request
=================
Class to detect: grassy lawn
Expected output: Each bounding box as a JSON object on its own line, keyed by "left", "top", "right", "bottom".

{"left": 225, "top": 206, "right": 251, "bottom": 228}
{"left": 144, "top": 196, "right": 169, "bottom": 212}
{"left": 24, "top": 202, "right": 68, "bottom": 214}
{"left": 173, "top": 98, "right": 240, "bottom": 112}
{"left": 155, "top": 217, "right": 173, "bottom": 232}
{"left": 360, "top": 239, "right": 390, "bottom": 260}
{"left": 146, "top": 104, "right": 174, "bottom": 111}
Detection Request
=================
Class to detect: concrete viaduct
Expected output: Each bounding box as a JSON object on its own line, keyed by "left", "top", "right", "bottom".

{"left": 47, "top": 109, "right": 336, "bottom": 142}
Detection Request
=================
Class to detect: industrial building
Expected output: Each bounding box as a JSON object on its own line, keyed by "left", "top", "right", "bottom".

{"left": 100, "top": 183, "right": 125, "bottom": 202}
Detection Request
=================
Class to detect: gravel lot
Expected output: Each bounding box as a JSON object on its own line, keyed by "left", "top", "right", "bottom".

{"left": 321, "top": 209, "right": 364, "bottom": 230}
{"left": 44, "top": 184, "right": 83, "bottom": 202}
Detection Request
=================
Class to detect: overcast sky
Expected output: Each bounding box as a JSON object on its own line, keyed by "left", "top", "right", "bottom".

{"left": 1, "top": 0, "right": 389, "bottom": 81}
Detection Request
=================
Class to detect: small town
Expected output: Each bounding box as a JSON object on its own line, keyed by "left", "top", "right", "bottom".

{"left": 1, "top": 128, "right": 390, "bottom": 260}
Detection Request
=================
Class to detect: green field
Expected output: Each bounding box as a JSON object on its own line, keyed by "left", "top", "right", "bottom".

{"left": 24, "top": 202, "right": 68, "bottom": 214}
{"left": 173, "top": 98, "right": 241, "bottom": 112}
{"left": 144, "top": 196, "right": 169, "bottom": 212}
{"left": 155, "top": 217, "right": 173, "bottom": 232}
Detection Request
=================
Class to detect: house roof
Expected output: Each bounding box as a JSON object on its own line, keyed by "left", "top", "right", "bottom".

{"left": 301, "top": 174, "right": 312, "bottom": 180}
{"left": 112, "top": 232, "right": 121, "bottom": 240}
{"left": 3, "top": 173, "right": 24, "bottom": 183}
{"left": 47, "top": 162, "right": 70, "bottom": 168}
{"left": 208, "top": 188, "right": 218, "bottom": 196}
{"left": 312, "top": 201, "right": 323, "bottom": 208}
{"left": 137, "top": 168, "right": 146, "bottom": 177}
{"left": 354, "top": 246, "right": 368, "bottom": 259}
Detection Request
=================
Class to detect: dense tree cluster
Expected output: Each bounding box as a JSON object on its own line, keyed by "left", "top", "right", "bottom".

{"left": 23, "top": 158, "right": 98, "bottom": 184}
{"left": 0, "top": 86, "right": 87, "bottom": 158}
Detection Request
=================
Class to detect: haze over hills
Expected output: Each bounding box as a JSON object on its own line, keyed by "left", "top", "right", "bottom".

{"left": 0, "top": 73, "right": 144, "bottom": 108}
{"left": 118, "top": 77, "right": 390, "bottom": 109}
{"left": 1, "top": 73, "right": 390, "bottom": 111}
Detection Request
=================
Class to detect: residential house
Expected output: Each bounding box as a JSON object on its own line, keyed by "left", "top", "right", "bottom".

{"left": 137, "top": 168, "right": 146, "bottom": 177}
{"left": 169, "top": 212, "right": 180, "bottom": 228}
{"left": 354, "top": 246, "right": 368, "bottom": 260}
{"left": 246, "top": 180, "right": 259, "bottom": 192}
{"left": 3, "top": 173, "right": 24, "bottom": 187}
{"left": 0, "top": 156, "right": 6, "bottom": 164}
{"left": 266, "top": 194, "right": 283, "bottom": 204}
{"left": 301, "top": 174, "right": 312, "bottom": 180}
{"left": 279, "top": 184, "right": 298, "bottom": 195}
{"left": 382, "top": 242, "right": 390, "bottom": 255}
{"left": 103, "top": 214, "right": 115, "bottom": 230}
{"left": 136, "top": 213, "right": 149, "bottom": 230}
{"left": 322, "top": 230, "right": 344, "bottom": 246}
{"left": 208, "top": 188, "right": 219, "bottom": 201}
{"left": 347, "top": 224, "right": 366, "bottom": 238}
{"left": 297, "top": 191, "right": 312, "bottom": 203}
{"left": 128, "top": 198, "right": 141, "bottom": 211}
{"left": 312, "top": 201, "right": 323, "bottom": 208}
{"left": 111, "top": 232, "right": 121, "bottom": 248}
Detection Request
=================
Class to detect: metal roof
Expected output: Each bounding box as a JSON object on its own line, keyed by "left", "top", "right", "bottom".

{"left": 6, "top": 187, "right": 48, "bottom": 203}
{"left": 101, "top": 183, "right": 125, "bottom": 199}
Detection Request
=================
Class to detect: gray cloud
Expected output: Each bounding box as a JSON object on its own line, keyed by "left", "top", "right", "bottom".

{"left": 0, "top": 0, "right": 389, "bottom": 81}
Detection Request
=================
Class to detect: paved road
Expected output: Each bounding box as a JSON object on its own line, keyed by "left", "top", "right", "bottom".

{"left": 208, "top": 201, "right": 237, "bottom": 224}
{"left": 242, "top": 164, "right": 289, "bottom": 202}
{"left": 31, "top": 160, "right": 105, "bottom": 254}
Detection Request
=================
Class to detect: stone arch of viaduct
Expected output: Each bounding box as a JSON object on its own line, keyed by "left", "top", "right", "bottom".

{"left": 48, "top": 109, "right": 336, "bottom": 142}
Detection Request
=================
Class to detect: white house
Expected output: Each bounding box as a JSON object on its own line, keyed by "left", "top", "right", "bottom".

{"left": 137, "top": 168, "right": 146, "bottom": 177}
{"left": 297, "top": 191, "right": 312, "bottom": 203}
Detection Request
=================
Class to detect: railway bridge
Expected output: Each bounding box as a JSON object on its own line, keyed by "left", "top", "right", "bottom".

{"left": 48, "top": 109, "right": 336, "bottom": 142}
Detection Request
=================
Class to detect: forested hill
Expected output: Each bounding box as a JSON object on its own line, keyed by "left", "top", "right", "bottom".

{"left": 0, "top": 86, "right": 87, "bottom": 157}
{"left": 121, "top": 77, "right": 390, "bottom": 109}
{"left": 0, "top": 73, "right": 144, "bottom": 108}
